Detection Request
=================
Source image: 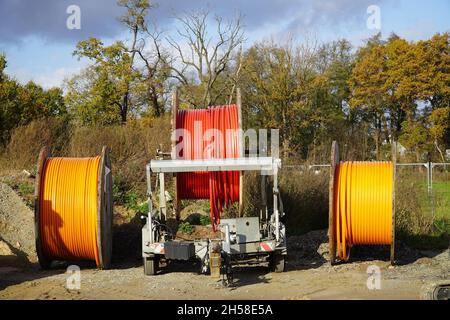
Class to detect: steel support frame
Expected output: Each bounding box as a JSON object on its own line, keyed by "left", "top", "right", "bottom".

{"left": 143, "top": 157, "right": 282, "bottom": 256}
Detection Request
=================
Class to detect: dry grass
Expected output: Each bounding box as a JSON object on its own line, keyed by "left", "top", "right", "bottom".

{"left": 0, "top": 117, "right": 171, "bottom": 194}
{"left": 396, "top": 174, "right": 434, "bottom": 236}
{"left": 242, "top": 166, "right": 329, "bottom": 236}
{"left": 279, "top": 168, "right": 329, "bottom": 235}
{"left": 0, "top": 118, "right": 71, "bottom": 172}
{"left": 68, "top": 117, "right": 171, "bottom": 194}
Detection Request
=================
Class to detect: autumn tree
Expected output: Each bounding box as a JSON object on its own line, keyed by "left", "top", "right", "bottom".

{"left": 349, "top": 34, "right": 390, "bottom": 160}
{"left": 309, "top": 39, "right": 353, "bottom": 161}
{"left": 67, "top": 0, "right": 171, "bottom": 123}
{"left": 239, "top": 41, "right": 304, "bottom": 157}
{"left": 416, "top": 33, "right": 450, "bottom": 160}
{"left": 0, "top": 54, "right": 66, "bottom": 146}
{"left": 429, "top": 107, "right": 450, "bottom": 162}
{"left": 386, "top": 33, "right": 449, "bottom": 161}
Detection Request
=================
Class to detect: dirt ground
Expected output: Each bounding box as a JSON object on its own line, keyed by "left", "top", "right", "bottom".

{"left": 0, "top": 180, "right": 449, "bottom": 300}
{"left": 1, "top": 233, "right": 448, "bottom": 300}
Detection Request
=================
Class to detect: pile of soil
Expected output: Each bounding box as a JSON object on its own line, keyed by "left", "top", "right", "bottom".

{"left": 0, "top": 183, "right": 37, "bottom": 263}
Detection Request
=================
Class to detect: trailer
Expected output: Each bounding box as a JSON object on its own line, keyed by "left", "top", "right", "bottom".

{"left": 141, "top": 156, "right": 287, "bottom": 283}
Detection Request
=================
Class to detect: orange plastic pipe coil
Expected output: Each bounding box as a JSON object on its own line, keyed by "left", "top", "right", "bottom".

{"left": 175, "top": 105, "right": 240, "bottom": 230}
{"left": 333, "top": 161, "right": 393, "bottom": 261}
{"left": 39, "top": 156, "right": 101, "bottom": 267}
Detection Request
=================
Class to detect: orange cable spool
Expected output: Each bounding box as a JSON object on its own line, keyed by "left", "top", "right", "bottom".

{"left": 329, "top": 141, "right": 396, "bottom": 264}
{"left": 34, "top": 146, "right": 112, "bottom": 269}
{"left": 175, "top": 105, "right": 241, "bottom": 230}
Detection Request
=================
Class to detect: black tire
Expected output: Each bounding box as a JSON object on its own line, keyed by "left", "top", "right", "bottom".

{"left": 143, "top": 257, "right": 159, "bottom": 276}
{"left": 269, "top": 253, "right": 285, "bottom": 273}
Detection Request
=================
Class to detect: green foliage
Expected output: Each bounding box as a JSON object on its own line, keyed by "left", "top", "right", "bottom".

{"left": 178, "top": 222, "right": 194, "bottom": 234}
{"left": 121, "top": 190, "right": 148, "bottom": 214}
{"left": 199, "top": 215, "right": 211, "bottom": 226}
{"left": 66, "top": 38, "right": 137, "bottom": 125}
{"left": 65, "top": 0, "right": 170, "bottom": 124}
{"left": 136, "top": 202, "right": 149, "bottom": 215}
{"left": 185, "top": 213, "right": 211, "bottom": 226}
{"left": 0, "top": 54, "right": 67, "bottom": 147}
{"left": 18, "top": 182, "right": 34, "bottom": 196}
{"left": 124, "top": 190, "right": 140, "bottom": 210}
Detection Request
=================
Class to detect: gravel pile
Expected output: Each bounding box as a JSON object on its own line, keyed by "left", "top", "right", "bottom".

{"left": 0, "top": 182, "right": 37, "bottom": 263}
{"left": 287, "top": 230, "right": 329, "bottom": 267}
{"left": 286, "top": 229, "right": 448, "bottom": 268}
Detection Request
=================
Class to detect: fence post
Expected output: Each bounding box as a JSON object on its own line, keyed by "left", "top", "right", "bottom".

{"left": 427, "top": 161, "right": 432, "bottom": 194}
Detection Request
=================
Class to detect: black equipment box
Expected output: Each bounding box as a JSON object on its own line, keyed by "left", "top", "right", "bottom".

{"left": 164, "top": 241, "right": 195, "bottom": 260}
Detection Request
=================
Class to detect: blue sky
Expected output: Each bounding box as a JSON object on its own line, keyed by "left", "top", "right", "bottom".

{"left": 0, "top": 0, "right": 448, "bottom": 89}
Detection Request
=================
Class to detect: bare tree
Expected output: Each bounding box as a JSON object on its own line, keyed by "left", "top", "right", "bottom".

{"left": 117, "top": 0, "right": 152, "bottom": 122}
{"left": 120, "top": 0, "right": 172, "bottom": 117}
{"left": 132, "top": 24, "right": 172, "bottom": 117}
{"left": 166, "top": 10, "right": 245, "bottom": 108}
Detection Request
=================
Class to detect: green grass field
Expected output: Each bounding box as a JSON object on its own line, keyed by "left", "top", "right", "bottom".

{"left": 396, "top": 172, "right": 449, "bottom": 249}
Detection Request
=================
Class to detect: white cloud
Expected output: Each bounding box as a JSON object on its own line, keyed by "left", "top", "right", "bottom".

{"left": 11, "top": 67, "right": 81, "bottom": 89}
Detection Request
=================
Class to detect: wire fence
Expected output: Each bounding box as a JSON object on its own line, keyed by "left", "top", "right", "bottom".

{"left": 281, "top": 162, "right": 450, "bottom": 236}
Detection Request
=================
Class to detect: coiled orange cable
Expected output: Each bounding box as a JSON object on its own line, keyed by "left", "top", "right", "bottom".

{"left": 175, "top": 105, "right": 240, "bottom": 229}
{"left": 333, "top": 161, "right": 393, "bottom": 261}
{"left": 39, "top": 157, "right": 101, "bottom": 266}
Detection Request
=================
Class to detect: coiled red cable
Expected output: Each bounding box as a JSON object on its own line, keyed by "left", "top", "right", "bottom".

{"left": 175, "top": 105, "right": 240, "bottom": 229}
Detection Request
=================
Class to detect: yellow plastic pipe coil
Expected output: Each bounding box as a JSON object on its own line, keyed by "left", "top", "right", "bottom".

{"left": 333, "top": 161, "right": 393, "bottom": 261}
{"left": 39, "top": 156, "right": 101, "bottom": 266}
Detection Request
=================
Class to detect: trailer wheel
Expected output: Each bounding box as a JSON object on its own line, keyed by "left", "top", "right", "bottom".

{"left": 269, "top": 253, "right": 285, "bottom": 273}
{"left": 143, "top": 257, "right": 159, "bottom": 276}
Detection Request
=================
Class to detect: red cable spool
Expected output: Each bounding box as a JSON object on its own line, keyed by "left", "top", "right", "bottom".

{"left": 175, "top": 105, "right": 240, "bottom": 230}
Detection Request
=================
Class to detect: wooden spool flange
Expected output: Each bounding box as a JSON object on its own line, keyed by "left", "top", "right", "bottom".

{"left": 328, "top": 141, "right": 339, "bottom": 265}
{"left": 390, "top": 142, "right": 397, "bottom": 265}
{"left": 97, "top": 146, "right": 113, "bottom": 269}
{"left": 34, "top": 146, "right": 51, "bottom": 269}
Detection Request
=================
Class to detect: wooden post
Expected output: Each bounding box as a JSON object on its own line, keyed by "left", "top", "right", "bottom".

{"left": 329, "top": 141, "right": 339, "bottom": 265}
{"left": 237, "top": 88, "right": 243, "bottom": 217}
{"left": 171, "top": 89, "right": 181, "bottom": 220}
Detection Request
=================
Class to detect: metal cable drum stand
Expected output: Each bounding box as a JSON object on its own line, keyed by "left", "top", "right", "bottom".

{"left": 328, "top": 141, "right": 396, "bottom": 265}
{"left": 142, "top": 89, "right": 287, "bottom": 281}
{"left": 34, "top": 146, "right": 113, "bottom": 269}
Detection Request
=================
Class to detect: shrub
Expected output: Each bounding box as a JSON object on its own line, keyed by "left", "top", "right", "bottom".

{"left": 200, "top": 215, "right": 211, "bottom": 226}
{"left": 178, "top": 221, "right": 194, "bottom": 234}
{"left": 242, "top": 166, "right": 329, "bottom": 236}
{"left": 18, "top": 182, "right": 34, "bottom": 196}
